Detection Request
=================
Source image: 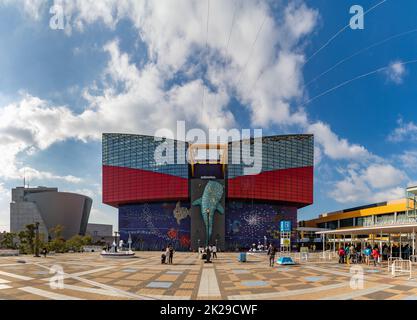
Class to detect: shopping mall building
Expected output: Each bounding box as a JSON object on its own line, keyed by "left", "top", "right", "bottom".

{"left": 299, "top": 186, "right": 417, "bottom": 254}
{"left": 102, "top": 133, "right": 314, "bottom": 251}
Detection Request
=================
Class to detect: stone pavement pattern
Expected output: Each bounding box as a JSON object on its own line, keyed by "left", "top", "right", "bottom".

{"left": 0, "top": 252, "right": 417, "bottom": 300}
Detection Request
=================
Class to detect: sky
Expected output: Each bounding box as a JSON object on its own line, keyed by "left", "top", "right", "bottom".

{"left": 0, "top": 0, "right": 417, "bottom": 232}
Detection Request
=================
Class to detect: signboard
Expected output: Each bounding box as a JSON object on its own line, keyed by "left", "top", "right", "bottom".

{"left": 280, "top": 238, "right": 291, "bottom": 246}
{"left": 280, "top": 220, "right": 292, "bottom": 232}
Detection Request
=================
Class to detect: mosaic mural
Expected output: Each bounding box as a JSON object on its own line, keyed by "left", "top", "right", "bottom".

{"left": 119, "top": 202, "right": 191, "bottom": 251}
{"left": 225, "top": 201, "right": 297, "bottom": 250}
{"left": 119, "top": 201, "right": 297, "bottom": 251}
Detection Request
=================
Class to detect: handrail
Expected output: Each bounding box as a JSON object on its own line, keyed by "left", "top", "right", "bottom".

{"left": 388, "top": 256, "right": 402, "bottom": 272}
{"left": 392, "top": 259, "right": 412, "bottom": 279}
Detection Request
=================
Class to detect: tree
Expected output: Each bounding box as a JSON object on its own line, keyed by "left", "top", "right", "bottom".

{"left": 48, "top": 225, "right": 66, "bottom": 253}
{"left": 0, "top": 232, "right": 16, "bottom": 249}
{"left": 17, "top": 224, "right": 36, "bottom": 254}
{"left": 82, "top": 235, "right": 92, "bottom": 246}
{"left": 49, "top": 225, "right": 64, "bottom": 239}
{"left": 66, "top": 235, "right": 84, "bottom": 252}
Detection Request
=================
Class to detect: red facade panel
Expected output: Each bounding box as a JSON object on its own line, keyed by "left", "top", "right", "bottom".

{"left": 103, "top": 165, "right": 313, "bottom": 208}
{"left": 227, "top": 166, "right": 313, "bottom": 207}
{"left": 103, "top": 165, "right": 188, "bottom": 207}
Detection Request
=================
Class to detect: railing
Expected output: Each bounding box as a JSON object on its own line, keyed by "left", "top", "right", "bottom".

{"left": 388, "top": 257, "right": 402, "bottom": 272}
{"left": 409, "top": 255, "right": 417, "bottom": 263}
{"left": 391, "top": 259, "right": 412, "bottom": 279}
{"left": 276, "top": 251, "right": 338, "bottom": 263}
{"left": 0, "top": 249, "right": 19, "bottom": 256}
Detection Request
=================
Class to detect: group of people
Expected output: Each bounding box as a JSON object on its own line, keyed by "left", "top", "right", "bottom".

{"left": 198, "top": 245, "right": 217, "bottom": 263}
{"left": 250, "top": 243, "right": 267, "bottom": 252}
{"left": 338, "top": 244, "right": 382, "bottom": 266}
{"left": 161, "top": 244, "right": 174, "bottom": 264}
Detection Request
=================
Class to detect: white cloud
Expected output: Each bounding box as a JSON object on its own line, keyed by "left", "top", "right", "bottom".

{"left": 53, "top": 0, "right": 319, "bottom": 128}
{"left": 330, "top": 163, "right": 408, "bottom": 204}
{"left": 307, "top": 121, "right": 370, "bottom": 160}
{"left": 363, "top": 164, "right": 406, "bottom": 189}
{"left": 398, "top": 150, "right": 417, "bottom": 169}
{"left": 388, "top": 118, "right": 417, "bottom": 142}
{"left": 0, "top": 183, "right": 10, "bottom": 232}
{"left": 0, "top": 0, "right": 47, "bottom": 20}
{"left": 384, "top": 60, "right": 406, "bottom": 84}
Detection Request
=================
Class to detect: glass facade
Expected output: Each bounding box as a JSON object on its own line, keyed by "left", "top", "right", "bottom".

{"left": 103, "top": 133, "right": 188, "bottom": 178}
{"left": 228, "top": 135, "right": 314, "bottom": 178}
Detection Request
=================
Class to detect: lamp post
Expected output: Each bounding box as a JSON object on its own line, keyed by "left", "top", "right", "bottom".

{"left": 128, "top": 232, "right": 132, "bottom": 252}
{"left": 34, "top": 222, "right": 40, "bottom": 257}
{"left": 205, "top": 208, "right": 210, "bottom": 246}
{"left": 114, "top": 231, "right": 119, "bottom": 253}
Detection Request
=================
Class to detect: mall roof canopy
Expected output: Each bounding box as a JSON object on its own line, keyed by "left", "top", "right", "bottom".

{"left": 316, "top": 223, "right": 417, "bottom": 236}
{"left": 407, "top": 186, "right": 417, "bottom": 195}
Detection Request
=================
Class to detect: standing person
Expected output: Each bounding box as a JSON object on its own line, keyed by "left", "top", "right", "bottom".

{"left": 165, "top": 246, "right": 170, "bottom": 264}
{"left": 267, "top": 244, "right": 277, "bottom": 267}
{"left": 382, "top": 245, "right": 389, "bottom": 261}
{"left": 161, "top": 248, "right": 167, "bottom": 264}
{"left": 338, "top": 247, "right": 345, "bottom": 264}
{"left": 349, "top": 244, "right": 356, "bottom": 264}
{"left": 212, "top": 244, "right": 217, "bottom": 259}
{"left": 364, "top": 246, "right": 371, "bottom": 265}
{"left": 205, "top": 246, "right": 211, "bottom": 263}
{"left": 168, "top": 244, "right": 174, "bottom": 264}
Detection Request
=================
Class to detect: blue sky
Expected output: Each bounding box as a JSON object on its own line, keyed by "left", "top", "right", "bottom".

{"left": 0, "top": 0, "right": 417, "bottom": 232}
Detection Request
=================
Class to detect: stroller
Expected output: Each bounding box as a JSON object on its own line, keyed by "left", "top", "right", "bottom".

{"left": 161, "top": 253, "right": 167, "bottom": 264}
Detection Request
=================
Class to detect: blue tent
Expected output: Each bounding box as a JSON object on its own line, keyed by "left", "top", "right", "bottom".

{"left": 277, "top": 256, "right": 295, "bottom": 265}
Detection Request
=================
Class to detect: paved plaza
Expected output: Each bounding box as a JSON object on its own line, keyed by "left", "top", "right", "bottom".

{"left": 0, "top": 252, "right": 417, "bottom": 300}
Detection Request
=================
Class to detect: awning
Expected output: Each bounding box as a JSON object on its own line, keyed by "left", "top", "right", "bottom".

{"left": 316, "top": 223, "right": 417, "bottom": 235}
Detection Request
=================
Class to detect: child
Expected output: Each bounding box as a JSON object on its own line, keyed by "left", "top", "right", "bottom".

{"left": 161, "top": 248, "right": 167, "bottom": 264}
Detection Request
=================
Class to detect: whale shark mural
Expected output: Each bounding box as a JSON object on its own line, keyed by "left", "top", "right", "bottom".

{"left": 192, "top": 180, "right": 225, "bottom": 244}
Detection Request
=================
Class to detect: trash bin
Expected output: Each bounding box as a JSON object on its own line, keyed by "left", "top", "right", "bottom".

{"left": 238, "top": 252, "right": 247, "bottom": 262}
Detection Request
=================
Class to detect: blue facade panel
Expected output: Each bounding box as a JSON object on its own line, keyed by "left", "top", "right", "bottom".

{"left": 119, "top": 202, "right": 191, "bottom": 251}
{"left": 119, "top": 201, "right": 298, "bottom": 251}
{"left": 225, "top": 201, "right": 297, "bottom": 250}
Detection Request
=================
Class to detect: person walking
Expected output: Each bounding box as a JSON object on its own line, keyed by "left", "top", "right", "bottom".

{"left": 267, "top": 244, "right": 277, "bottom": 267}
{"left": 168, "top": 244, "right": 174, "bottom": 264}
{"left": 212, "top": 244, "right": 217, "bottom": 259}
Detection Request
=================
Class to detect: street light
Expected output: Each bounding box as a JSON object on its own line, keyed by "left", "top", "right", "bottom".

{"left": 34, "top": 222, "right": 40, "bottom": 257}
{"left": 205, "top": 208, "right": 210, "bottom": 246}
{"left": 114, "top": 231, "right": 120, "bottom": 253}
